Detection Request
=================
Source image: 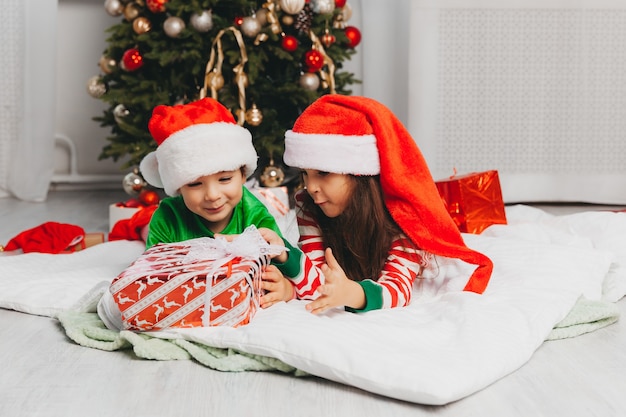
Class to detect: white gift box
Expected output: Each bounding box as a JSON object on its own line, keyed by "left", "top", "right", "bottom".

{"left": 109, "top": 204, "right": 141, "bottom": 232}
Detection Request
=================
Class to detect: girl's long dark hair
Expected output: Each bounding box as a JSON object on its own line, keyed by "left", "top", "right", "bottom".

{"left": 302, "top": 175, "right": 408, "bottom": 282}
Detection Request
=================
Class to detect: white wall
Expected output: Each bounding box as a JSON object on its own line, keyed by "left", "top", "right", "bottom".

{"left": 54, "top": 0, "right": 122, "bottom": 182}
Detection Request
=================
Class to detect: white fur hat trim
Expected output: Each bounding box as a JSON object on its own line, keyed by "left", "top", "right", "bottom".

{"left": 140, "top": 122, "right": 257, "bottom": 196}
{"left": 284, "top": 130, "right": 380, "bottom": 175}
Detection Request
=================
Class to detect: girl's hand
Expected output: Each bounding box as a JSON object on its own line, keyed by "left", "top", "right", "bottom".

{"left": 258, "top": 228, "right": 288, "bottom": 263}
{"left": 260, "top": 265, "right": 295, "bottom": 308}
{"left": 305, "top": 248, "right": 366, "bottom": 314}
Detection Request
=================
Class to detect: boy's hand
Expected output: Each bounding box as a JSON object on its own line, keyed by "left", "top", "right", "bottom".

{"left": 260, "top": 265, "right": 295, "bottom": 308}
{"left": 305, "top": 248, "right": 365, "bottom": 314}
{"left": 258, "top": 228, "right": 288, "bottom": 263}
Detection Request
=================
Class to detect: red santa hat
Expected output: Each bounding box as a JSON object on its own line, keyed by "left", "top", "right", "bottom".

{"left": 284, "top": 95, "right": 493, "bottom": 294}
{"left": 139, "top": 98, "right": 258, "bottom": 196}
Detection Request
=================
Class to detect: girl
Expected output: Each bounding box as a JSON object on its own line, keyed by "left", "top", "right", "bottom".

{"left": 282, "top": 95, "right": 494, "bottom": 314}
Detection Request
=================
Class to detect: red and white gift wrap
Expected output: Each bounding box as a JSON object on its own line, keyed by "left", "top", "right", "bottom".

{"left": 109, "top": 226, "right": 282, "bottom": 331}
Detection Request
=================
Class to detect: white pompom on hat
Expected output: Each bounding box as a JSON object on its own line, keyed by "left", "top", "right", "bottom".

{"left": 139, "top": 98, "right": 258, "bottom": 196}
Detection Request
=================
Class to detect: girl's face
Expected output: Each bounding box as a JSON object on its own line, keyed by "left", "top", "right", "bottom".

{"left": 302, "top": 169, "right": 356, "bottom": 218}
{"left": 179, "top": 169, "right": 245, "bottom": 233}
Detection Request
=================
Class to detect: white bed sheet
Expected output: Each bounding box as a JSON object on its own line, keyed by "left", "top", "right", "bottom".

{"left": 0, "top": 206, "right": 624, "bottom": 405}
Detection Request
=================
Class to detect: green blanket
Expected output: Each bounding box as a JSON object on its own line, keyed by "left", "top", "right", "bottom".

{"left": 57, "top": 311, "right": 307, "bottom": 375}
{"left": 547, "top": 297, "right": 620, "bottom": 340}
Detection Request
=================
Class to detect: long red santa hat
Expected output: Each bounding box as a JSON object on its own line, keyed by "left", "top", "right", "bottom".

{"left": 284, "top": 94, "right": 492, "bottom": 293}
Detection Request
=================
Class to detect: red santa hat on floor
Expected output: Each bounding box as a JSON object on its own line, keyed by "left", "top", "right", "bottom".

{"left": 139, "top": 98, "right": 257, "bottom": 196}
{"left": 284, "top": 94, "right": 493, "bottom": 294}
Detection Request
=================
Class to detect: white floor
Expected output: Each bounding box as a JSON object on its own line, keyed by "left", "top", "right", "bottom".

{"left": 0, "top": 190, "right": 625, "bottom": 417}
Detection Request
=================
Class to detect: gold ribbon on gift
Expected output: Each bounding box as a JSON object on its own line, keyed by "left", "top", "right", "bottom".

{"left": 308, "top": 30, "right": 336, "bottom": 94}
{"left": 200, "top": 26, "right": 248, "bottom": 125}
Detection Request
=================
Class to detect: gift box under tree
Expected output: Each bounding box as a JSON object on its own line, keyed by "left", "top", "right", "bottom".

{"left": 435, "top": 170, "right": 507, "bottom": 234}
{"left": 109, "top": 226, "right": 281, "bottom": 331}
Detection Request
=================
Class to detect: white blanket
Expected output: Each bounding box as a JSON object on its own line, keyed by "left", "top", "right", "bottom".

{"left": 0, "top": 206, "right": 624, "bottom": 405}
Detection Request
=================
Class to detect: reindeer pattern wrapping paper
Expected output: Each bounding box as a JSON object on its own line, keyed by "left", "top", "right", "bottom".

{"left": 109, "top": 226, "right": 282, "bottom": 331}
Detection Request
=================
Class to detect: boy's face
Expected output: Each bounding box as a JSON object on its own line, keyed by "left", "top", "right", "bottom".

{"left": 179, "top": 168, "right": 246, "bottom": 233}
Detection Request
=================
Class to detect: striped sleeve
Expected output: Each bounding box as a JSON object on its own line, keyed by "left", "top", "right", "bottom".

{"left": 291, "top": 191, "right": 428, "bottom": 310}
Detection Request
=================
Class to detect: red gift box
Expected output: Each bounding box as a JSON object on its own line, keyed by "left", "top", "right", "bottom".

{"left": 435, "top": 170, "right": 507, "bottom": 234}
{"left": 109, "top": 230, "right": 273, "bottom": 331}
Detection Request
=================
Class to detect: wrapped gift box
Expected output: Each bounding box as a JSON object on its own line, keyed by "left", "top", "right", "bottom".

{"left": 63, "top": 233, "right": 105, "bottom": 253}
{"left": 109, "top": 204, "right": 141, "bottom": 232}
{"left": 109, "top": 227, "right": 278, "bottom": 331}
{"left": 435, "top": 170, "right": 507, "bottom": 234}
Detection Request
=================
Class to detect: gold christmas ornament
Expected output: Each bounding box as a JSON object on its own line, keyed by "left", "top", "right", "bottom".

{"left": 104, "top": 0, "right": 125, "bottom": 16}
{"left": 333, "top": 3, "right": 352, "bottom": 29}
{"left": 132, "top": 17, "right": 152, "bottom": 35}
{"left": 163, "top": 16, "right": 185, "bottom": 37}
{"left": 122, "top": 169, "right": 147, "bottom": 195}
{"left": 190, "top": 10, "right": 213, "bottom": 32}
{"left": 255, "top": 8, "right": 268, "bottom": 26}
{"left": 281, "top": 15, "right": 294, "bottom": 26}
{"left": 279, "top": 0, "right": 305, "bottom": 15}
{"left": 86, "top": 76, "right": 106, "bottom": 98}
{"left": 123, "top": 2, "right": 141, "bottom": 21}
{"left": 206, "top": 70, "right": 225, "bottom": 90}
{"left": 99, "top": 56, "right": 117, "bottom": 74}
{"left": 245, "top": 103, "right": 263, "bottom": 126}
{"left": 260, "top": 159, "right": 285, "bottom": 187}
{"left": 342, "top": 3, "right": 353, "bottom": 21}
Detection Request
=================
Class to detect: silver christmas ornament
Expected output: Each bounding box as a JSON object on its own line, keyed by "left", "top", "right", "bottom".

{"left": 113, "top": 104, "right": 130, "bottom": 124}
{"left": 86, "top": 76, "right": 106, "bottom": 98}
{"left": 311, "top": 0, "right": 335, "bottom": 15}
{"left": 299, "top": 72, "right": 320, "bottom": 91}
{"left": 240, "top": 16, "right": 261, "bottom": 38}
{"left": 104, "top": 0, "right": 124, "bottom": 17}
{"left": 190, "top": 10, "right": 213, "bottom": 32}
{"left": 163, "top": 16, "right": 185, "bottom": 38}
{"left": 279, "top": 0, "right": 306, "bottom": 15}
{"left": 122, "top": 169, "right": 147, "bottom": 195}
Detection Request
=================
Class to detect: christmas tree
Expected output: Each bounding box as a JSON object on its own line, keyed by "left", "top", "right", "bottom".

{"left": 89, "top": 0, "right": 361, "bottom": 186}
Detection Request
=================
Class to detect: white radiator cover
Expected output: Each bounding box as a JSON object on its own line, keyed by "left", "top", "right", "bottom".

{"left": 408, "top": 1, "right": 626, "bottom": 204}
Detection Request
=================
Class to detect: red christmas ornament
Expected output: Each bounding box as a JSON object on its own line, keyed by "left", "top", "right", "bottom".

{"left": 146, "top": 0, "right": 169, "bottom": 13}
{"left": 304, "top": 49, "right": 324, "bottom": 72}
{"left": 234, "top": 16, "right": 244, "bottom": 26}
{"left": 121, "top": 48, "right": 144, "bottom": 71}
{"left": 321, "top": 29, "right": 336, "bottom": 47}
{"left": 344, "top": 26, "right": 361, "bottom": 48}
{"left": 281, "top": 34, "right": 299, "bottom": 52}
{"left": 139, "top": 189, "right": 161, "bottom": 206}
{"left": 335, "top": 0, "right": 347, "bottom": 7}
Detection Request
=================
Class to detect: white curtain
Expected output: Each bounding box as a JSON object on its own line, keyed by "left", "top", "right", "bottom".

{"left": 0, "top": 0, "right": 57, "bottom": 202}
